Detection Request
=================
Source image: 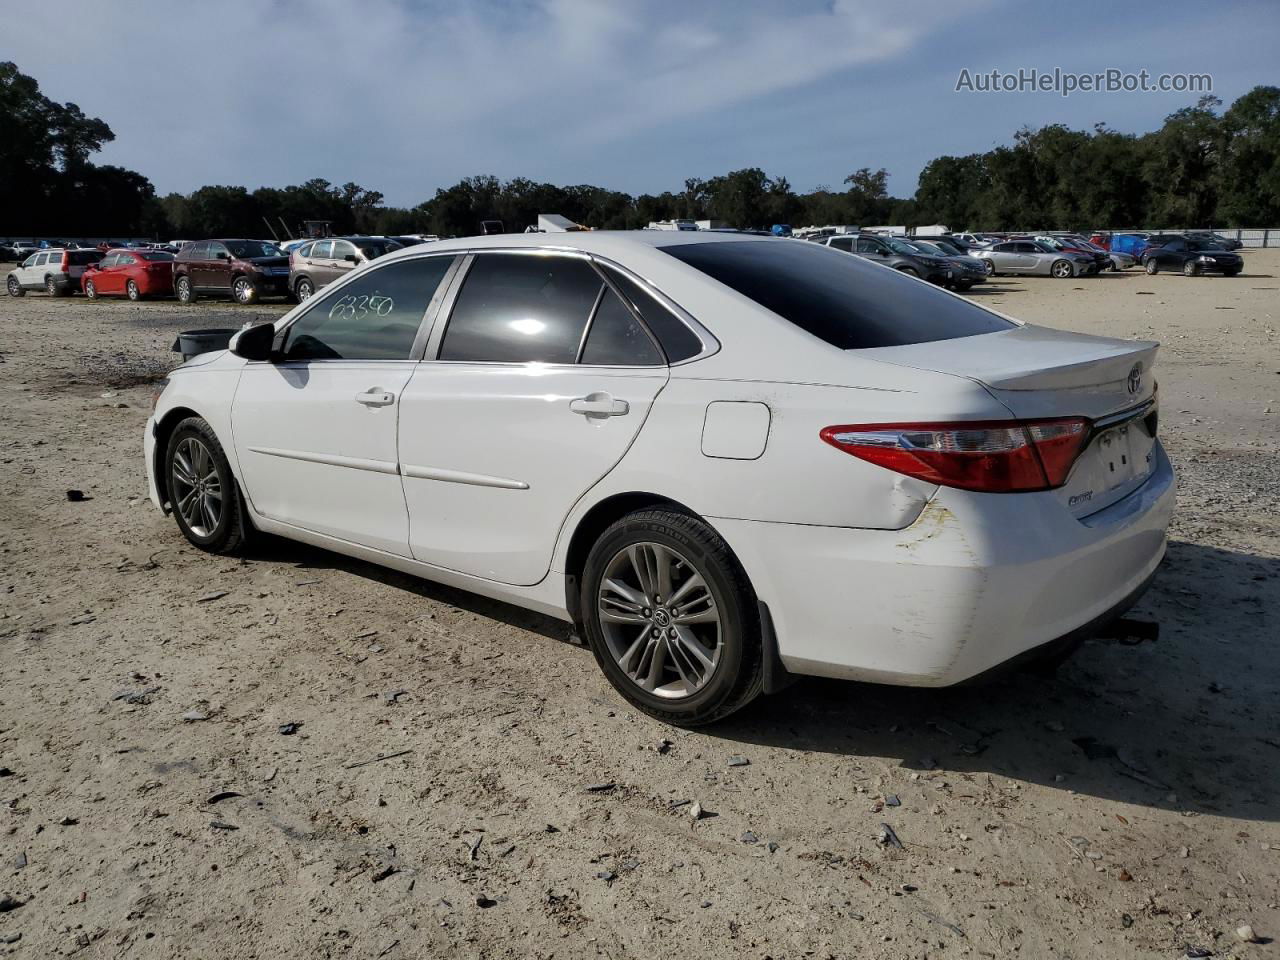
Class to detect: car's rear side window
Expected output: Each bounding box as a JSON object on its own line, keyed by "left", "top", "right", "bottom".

{"left": 598, "top": 264, "right": 702, "bottom": 362}
{"left": 661, "top": 240, "right": 1014, "bottom": 349}
{"left": 439, "top": 253, "right": 602, "bottom": 364}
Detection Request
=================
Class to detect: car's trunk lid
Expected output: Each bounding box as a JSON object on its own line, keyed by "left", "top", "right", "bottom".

{"left": 861, "top": 324, "right": 1161, "bottom": 517}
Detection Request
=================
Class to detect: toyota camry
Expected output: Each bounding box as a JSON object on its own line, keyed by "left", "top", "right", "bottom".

{"left": 144, "top": 232, "right": 1174, "bottom": 725}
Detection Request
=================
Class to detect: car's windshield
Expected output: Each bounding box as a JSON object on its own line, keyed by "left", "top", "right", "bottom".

{"left": 928, "top": 239, "right": 963, "bottom": 256}
{"left": 355, "top": 240, "right": 403, "bottom": 259}
{"left": 1187, "top": 239, "right": 1226, "bottom": 252}
{"left": 225, "top": 240, "right": 282, "bottom": 258}
{"left": 661, "top": 239, "right": 1015, "bottom": 350}
{"left": 883, "top": 237, "right": 922, "bottom": 255}
{"left": 1037, "top": 238, "right": 1065, "bottom": 250}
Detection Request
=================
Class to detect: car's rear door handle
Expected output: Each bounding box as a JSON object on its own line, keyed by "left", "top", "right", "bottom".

{"left": 570, "top": 393, "right": 629, "bottom": 418}
{"left": 355, "top": 388, "right": 395, "bottom": 407}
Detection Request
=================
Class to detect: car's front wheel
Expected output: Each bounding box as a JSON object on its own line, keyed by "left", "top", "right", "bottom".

{"left": 581, "top": 508, "right": 763, "bottom": 726}
{"left": 165, "top": 417, "right": 251, "bottom": 555}
{"left": 126, "top": 279, "right": 141, "bottom": 301}
{"left": 1145, "top": 259, "right": 1159, "bottom": 275}
{"left": 176, "top": 275, "right": 195, "bottom": 303}
{"left": 232, "top": 276, "right": 259, "bottom": 304}
{"left": 1183, "top": 260, "right": 1199, "bottom": 277}
{"left": 1050, "top": 259, "right": 1073, "bottom": 278}
{"left": 7, "top": 276, "right": 24, "bottom": 297}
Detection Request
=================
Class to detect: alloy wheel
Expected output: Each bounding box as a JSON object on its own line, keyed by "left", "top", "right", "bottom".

{"left": 7, "top": 277, "right": 19, "bottom": 296}
{"left": 234, "top": 278, "right": 253, "bottom": 303}
{"left": 85, "top": 280, "right": 97, "bottom": 299}
{"left": 296, "top": 279, "right": 313, "bottom": 302}
{"left": 597, "top": 542, "right": 722, "bottom": 699}
{"left": 1051, "top": 260, "right": 1072, "bottom": 278}
{"left": 46, "top": 277, "right": 56, "bottom": 295}
{"left": 171, "top": 437, "right": 223, "bottom": 538}
{"left": 127, "top": 280, "right": 140, "bottom": 300}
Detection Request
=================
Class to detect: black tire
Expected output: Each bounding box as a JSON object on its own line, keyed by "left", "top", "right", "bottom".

{"left": 164, "top": 416, "right": 252, "bottom": 555}
{"left": 1145, "top": 259, "right": 1159, "bottom": 275}
{"left": 294, "top": 276, "right": 315, "bottom": 302}
{"left": 897, "top": 266, "right": 921, "bottom": 278}
{"left": 1183, "top": 260, "right": 1199, "bottom": 277}
{"left": 953, "top": 279, "right": 974, "bottom": 292}
{"left": 176, "top": 274, "right": 196, "bottom": 304}
{"left": 232, "top": 275, "right": 259, "bottom": 305}
{"left": 1224, "top": 267, "right": 1241, "bottom": 277}
{"left": 126, "top": 279, "right": 141, "bottom": 301}
{"left": 84, "top": 279, "right": 98, "bottom": 299}
{"left": 1051, "top": 259, "right": 1073, "bottom": 279}
{"left": 983, "top": 259, "right": 996, "bottom": 276}
{"left": 45, "top": 275, "right": 59, "bottom": 296}
{"left": 581, "top": 508, "right": 763, "bottom": 726}
{"left": 6, "top": 276, "right": 23, "bottom": 298}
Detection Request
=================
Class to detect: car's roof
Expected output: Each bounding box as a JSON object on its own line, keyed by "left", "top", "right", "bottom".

{"left": 376, "top": 228, "right": 779, "bottom": 264}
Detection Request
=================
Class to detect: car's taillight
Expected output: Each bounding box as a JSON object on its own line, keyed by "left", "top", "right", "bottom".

{"left": 820, "top": 418, "right": 1090, "bottom": 493}
{"left": 60, "top": 252, "right": 70, "bottom": 271}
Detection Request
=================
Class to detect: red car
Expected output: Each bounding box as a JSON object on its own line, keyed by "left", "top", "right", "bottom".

{"left": 82, "top": 249, "right": 175, "bottom": 300}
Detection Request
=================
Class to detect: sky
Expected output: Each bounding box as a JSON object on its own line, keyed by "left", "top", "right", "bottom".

{"left": 3, "top": 0, "right": 1278, "bottom": 207}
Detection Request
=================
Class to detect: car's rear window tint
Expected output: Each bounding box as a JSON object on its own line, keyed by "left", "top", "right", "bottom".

{"left": 662, "top": 240, "right": 1014, "bottom": 349}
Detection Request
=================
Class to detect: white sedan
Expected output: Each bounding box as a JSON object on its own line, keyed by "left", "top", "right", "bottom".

{"left": 144, "top": 232, "right": 1174, "bottom": 725}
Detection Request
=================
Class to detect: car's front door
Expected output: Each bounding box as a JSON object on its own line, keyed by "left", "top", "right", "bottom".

{"left": 1157, "top": 239, "right": 1186, "bottom": 268}
{"left": 306, "top": 240, "right": 337, "bottom": 287}
{"left": 94, "top": 254, "right": 121, "bottom": 294}
{"left": 231, "top": 254, "right": 457, "bottom": 556}
{"left": 329, "top": 240, "right": 361, "bottom": 286}
{"left": 397, "top": 251, "right": 670, "bottom": 586}
{"left": 17, "top": 254, "right": 42, "bottom": 288}
{"left": 205, "top": 242, "right": 232, "bottom": 293}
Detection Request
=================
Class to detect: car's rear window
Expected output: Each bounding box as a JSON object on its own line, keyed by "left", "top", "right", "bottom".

{"left": 67, "top": 250, "right": 104, "bottom": 265}
{"left": 661, "top": 240, "right": 1015, "bottom": 349}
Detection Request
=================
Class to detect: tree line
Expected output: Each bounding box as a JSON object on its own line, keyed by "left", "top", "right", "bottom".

{"left": 3, "top": 60, "right": 1278, "bottom": 241}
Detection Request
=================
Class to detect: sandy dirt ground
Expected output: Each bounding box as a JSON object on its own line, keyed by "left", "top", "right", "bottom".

{"left": 1, "top": 253, "right": 1277, "bottom": 959}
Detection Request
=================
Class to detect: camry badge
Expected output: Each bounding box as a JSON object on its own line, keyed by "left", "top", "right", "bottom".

{"left": 1126, "top": 363, "right": 1143, "bottom": 395}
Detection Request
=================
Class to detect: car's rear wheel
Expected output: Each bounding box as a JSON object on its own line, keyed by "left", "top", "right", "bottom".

{"left": 165, "top": 417, "right": 251, "bottom": 555}
{"left": 176, "top": 275, "right": 195, "bottom": 303}
{"left": 45, "top": 276, "right": 60, "bottom": 296}
{"left": 581, "top": 508, "right": 763, "bottom": 726}
{"left": 7, "top": 276, "right": 24, "bottom": 297}
{"left": 1182, "top": 260, "right": 1199, "bottom": 277}
{"left": 294, "top": 277, "right": 314, "bottom": 302}
{"left": 1051, "top": 259, "right": 1073, "bottom": 278}
{"left": 126, "top": 279, "right": 141, "bottom": 301}
{"left": 232, "top": 276, "right": 259, "bottom": 304}
{"left": 1145, "top": 259, "right": 1159, "bottom": 275}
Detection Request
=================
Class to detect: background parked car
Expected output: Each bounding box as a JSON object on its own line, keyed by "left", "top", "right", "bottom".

{"left": 1036, "top": 235, "right": 1111, "bottom": 273}
{"left": 1142, "top": 236, "right": 1243, "bottom": 276}
{"left": 287, "top": 236, "right": 403, "bottom": 301}
{"left": 897, "top": 237, "right": 987, "bottom": 290}
{"left": 811, "top": 232, "right": 953, "bottom": 284}
{"left": 972, "top": 240, "right": 1092, "bottom": 278}
{"left": 6, "top": 247, "right": 104, "bottom": 297}
{"left": 82, "top": 249, "right": 176, "bottom": 300}
{"left": 1187, "top": 231, "right": 1243, "bottom": 251}
{"left": 173, "top": 239, "right": 291, "bottom": 304}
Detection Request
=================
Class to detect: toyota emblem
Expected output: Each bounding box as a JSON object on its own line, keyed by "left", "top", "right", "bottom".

{"left": 1126, "top": 363, "right": 1143, "bottom": 395}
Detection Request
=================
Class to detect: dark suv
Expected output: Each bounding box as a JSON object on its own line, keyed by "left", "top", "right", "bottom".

{"left": 811, "top": 232, "right": 953, "bottom": 285}
{"left": 173, "top": 239, "right": 290, "bottom": 304}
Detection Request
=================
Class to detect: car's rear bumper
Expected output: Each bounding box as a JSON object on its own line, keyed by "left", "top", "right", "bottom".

{"left": 714, "top": 440, "right": 1176, "bottom": 687}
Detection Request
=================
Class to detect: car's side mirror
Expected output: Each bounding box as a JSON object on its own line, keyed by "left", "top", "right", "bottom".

{"left": 344, "top": 254, "right": 358, "bottom": 263}
{"left": 229, "top": 322, "right": 277, "bottom": 362}
{"left": 216, "top": 252, "right": 229, "bottom": 260}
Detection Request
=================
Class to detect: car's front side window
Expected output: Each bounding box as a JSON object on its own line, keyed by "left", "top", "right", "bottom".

{"left": 279, "top": 255, "right": 456, "bottom": 362}
{"left": 332, "top": 240, "right": 357, "bottom": 262}
{"left": 22, "top": 255, "right": 37, "bottom": 268}
{"left": 437, "top": 253, "right": 604, "bottom": 364}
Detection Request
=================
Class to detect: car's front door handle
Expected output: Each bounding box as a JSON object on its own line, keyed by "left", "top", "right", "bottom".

{"left": 355, "top": 388, "right": 395, "bottom": 407}
{"left": 570, "top": 393, "right": 629, "bottom": 418}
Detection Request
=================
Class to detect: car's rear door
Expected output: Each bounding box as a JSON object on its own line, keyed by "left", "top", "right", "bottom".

{"left": 397, "top": 251, "right": 670, "bottom": 586}
{"left": 231, "top": 254, "right": 458, "bottom": 556}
